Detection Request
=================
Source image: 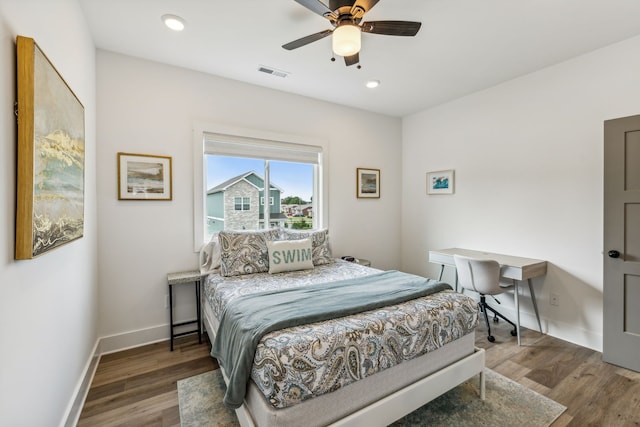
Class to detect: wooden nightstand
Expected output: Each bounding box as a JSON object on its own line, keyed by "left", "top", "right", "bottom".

{"left": 167, "top": 270, "right": 203, "bottom": 351}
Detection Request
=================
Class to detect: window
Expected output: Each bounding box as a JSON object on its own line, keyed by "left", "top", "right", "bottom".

{"left": 194, "top": 125, "right": 327, "bottom": 249}
{"left": 234, "top": 197, "right": 250, "bottom": 211}
{"left": 260, "top": 197, "right": 274, "bottom": 206}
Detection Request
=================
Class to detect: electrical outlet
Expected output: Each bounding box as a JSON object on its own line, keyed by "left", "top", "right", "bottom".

{"left": 165, "top": 294, "right": 170, "bottom": 309}
{"left": 550, "top": 293, "right": 559, "bottom": 306}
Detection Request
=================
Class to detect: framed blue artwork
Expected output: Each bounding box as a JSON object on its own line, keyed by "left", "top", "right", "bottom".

{"left": 427, "top": 169, "right": 454, "bottom": 195}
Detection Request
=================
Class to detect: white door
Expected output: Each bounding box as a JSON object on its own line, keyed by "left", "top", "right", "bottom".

{"left": 603, "top": 115, "right": 640, "bottom": 372}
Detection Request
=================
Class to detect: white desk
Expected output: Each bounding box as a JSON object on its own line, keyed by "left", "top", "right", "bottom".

{"left": 428, "top": 248, "right": 546, "bottom": 345}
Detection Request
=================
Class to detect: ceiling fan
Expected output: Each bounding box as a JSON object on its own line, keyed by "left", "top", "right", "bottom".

{"left": 283, "top": 0, "right": 421, "bottom": 67}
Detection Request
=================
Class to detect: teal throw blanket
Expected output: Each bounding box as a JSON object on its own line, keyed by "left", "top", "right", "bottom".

{"left": 211, "top": 270, "right": 451, "bottom": 409}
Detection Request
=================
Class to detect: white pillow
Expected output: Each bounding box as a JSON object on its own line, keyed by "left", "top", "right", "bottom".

{"left": 199, "top": 232, "right": 221, "bottom": 275}
{"left": 267, "top": 238, "right": 314, "bottom": 274}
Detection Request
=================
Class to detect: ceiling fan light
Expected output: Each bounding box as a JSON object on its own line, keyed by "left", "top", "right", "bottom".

{"left": 162, "top": 14, "right": 185, "bottom": 31}
{"left": 332, "top": 24, "right": 361, "bottom": 57}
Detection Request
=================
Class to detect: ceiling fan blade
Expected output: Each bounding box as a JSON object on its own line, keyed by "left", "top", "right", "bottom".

{"left": 344, "top": 52, "right": 359, "bottom": 66}
{"left": 350, "top": 0, "right": 380, "bottom": 19}
{"left": 294, "top": 0, "right": 336, "bottom": 19}
{"left": 282, "top": 29, "right": 333, "bottom": 50}
{"left": 361, "top": 20, "right": 422, "bottom": 36}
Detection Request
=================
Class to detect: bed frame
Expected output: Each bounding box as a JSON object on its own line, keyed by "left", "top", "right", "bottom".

{"left": 203, "top": 303, "right": 485, "bottom": 427}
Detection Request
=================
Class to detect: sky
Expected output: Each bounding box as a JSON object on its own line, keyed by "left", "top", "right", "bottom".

{"left": 206, "top": 155, "right": 313, "bottom": 201}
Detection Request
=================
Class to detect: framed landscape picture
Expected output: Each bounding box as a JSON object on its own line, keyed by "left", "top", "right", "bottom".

{"left": 357, "top": 168, "right": 380, "bottom": 198}
{"left": 427, "top": 169, "right": 455, "bottom": 195}
{"left": 15, "top": 36, "right": 85, "bottom": 259}
{"left": 118, "top": 153, "right": 172, "bottom": 200}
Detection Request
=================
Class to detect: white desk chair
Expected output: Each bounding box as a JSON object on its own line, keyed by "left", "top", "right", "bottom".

{"left": 454, "top": 254, "right": 518, "bottom": 342}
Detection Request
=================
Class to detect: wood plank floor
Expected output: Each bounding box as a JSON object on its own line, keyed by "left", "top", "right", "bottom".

{"left": 78, "top": 336, "right": 217, "bottom": 427}
{"left": 78, "top": 322, "right": 640, "bottom": 426}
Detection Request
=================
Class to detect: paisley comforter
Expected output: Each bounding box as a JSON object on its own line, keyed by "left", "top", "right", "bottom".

{"left": 204, "top": 260, "right": 479, "bottom": 409}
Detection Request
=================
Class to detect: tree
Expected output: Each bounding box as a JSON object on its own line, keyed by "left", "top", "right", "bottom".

{"left": 281, "top": 196, "right": 307, "bottom": 205}
{"left": 292, "top": 218, "right": 311, "bottom": 229}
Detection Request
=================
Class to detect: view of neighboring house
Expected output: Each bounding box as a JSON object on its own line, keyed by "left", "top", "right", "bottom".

{"left": 206, "top": 171, "right": 288, "bottom": 232}
{"left": 281, "top": 204, "right": 313, "bottom": 217}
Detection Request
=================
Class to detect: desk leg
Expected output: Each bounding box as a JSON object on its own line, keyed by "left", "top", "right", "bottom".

{"left": 528, "top": 278, "right": 543, "bottom": 334}
{"left": 514, "top": 279, "right": 521, "bottom": 346}
{"left": 437, "top": 264, "right": 460, "bottom": 292}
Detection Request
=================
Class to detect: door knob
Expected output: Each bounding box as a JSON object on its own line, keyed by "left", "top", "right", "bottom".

{"left": 608, "top": 250, "right": 620, "bottom": 258}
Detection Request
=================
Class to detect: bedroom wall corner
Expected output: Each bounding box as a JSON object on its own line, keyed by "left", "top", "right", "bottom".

{"left": 400, "top": 34, "right": 640, "bottom": 351}
{"left": 95, "top": 51, "right": 403, "bottom": 350}
{"left": 0, "top": 1, "right": 99, "bottom": 426}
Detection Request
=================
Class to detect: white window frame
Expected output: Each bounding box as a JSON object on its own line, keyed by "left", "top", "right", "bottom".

{"left": 234, "top": 197, "right": 250, "bottom": 210}
{"left": 192, "top": 122, "right": 329, "bottom": 251}
{"left": 260, "top": 196, "right": 274, "bottom": 206}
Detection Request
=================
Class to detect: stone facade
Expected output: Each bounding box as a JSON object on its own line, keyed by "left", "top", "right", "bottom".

{"left": 224, "top": 180, "right": 259, "bottom": 230}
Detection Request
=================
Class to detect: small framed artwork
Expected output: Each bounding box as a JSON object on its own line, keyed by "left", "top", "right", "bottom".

{"left": 357, "top": 168, "right": 380, "bottom": 198}
{"left": 118, "top": 153, "right": 172, "bottom": 200}
{"left": 427, "top": 169, "right": 455, "bottom": 195}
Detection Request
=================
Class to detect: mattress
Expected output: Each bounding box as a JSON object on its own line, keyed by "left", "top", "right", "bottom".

{"left": 204, "top": 259, "right": 479, "bottom": 411}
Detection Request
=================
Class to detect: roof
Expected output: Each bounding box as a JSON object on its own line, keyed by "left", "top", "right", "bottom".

{"left": 207, "top": 171, "right": 284, "bottom": 195}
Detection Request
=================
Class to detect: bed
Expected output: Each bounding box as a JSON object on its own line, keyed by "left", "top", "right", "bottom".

{"left": 200, "top": 228, "right": 485, "bottom": 427}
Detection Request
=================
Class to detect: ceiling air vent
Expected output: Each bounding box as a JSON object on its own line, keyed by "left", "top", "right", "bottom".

{"left": 258, "top": 65, "right": 290, "bottom": 78}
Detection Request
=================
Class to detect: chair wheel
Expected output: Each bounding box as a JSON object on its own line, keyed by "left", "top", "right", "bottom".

{"left": 511, "top": 329, "right": 518, "bottom": 336}
{"left": 493, "top": 317, "right": 499, "bottom": 323}
{"left": 487, "top": 335, "right": 495, "bottom": 342}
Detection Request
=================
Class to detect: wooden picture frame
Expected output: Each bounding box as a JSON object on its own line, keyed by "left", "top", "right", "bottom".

{"left": 357, "top": 168, "right": 380, "bottom": 199}
{"left": 15, "top": 36, "right": 85, "bottom": 259}
{"left": 118, "top": 153, "right": 172, "bottom": 200}
{"left": 427, "top": 169, "right": 455, "bottom": 195}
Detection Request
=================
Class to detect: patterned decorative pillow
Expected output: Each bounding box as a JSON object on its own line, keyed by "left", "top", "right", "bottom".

{"left": 266, "top": 238, "right": 314, "bottom": 274}
{"left": 218, "top": 228, "right": 280, "bottom": 277}
{"left": 280, "top": 228, "right": 333, "bottom": 265}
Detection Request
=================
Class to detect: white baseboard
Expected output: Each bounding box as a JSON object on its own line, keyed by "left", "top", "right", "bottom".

{"left": 486, "top": 304, "right": 602, "bottom": 352}
{"left": 546, "top": 320, "right": 603, "bottom": 352}
{"left": 98, "top": 323, "right": 169, "bottom": 355}
{"left": 61, "top": 339, "right": 101, "bottom": 427}
{"left": 462, "top": 287, "right": 602, "bottom": 352}
{"left": 61, "top": 324, "right": 172, "bottom": 426}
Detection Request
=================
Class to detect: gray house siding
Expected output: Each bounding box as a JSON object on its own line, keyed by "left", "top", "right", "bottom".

{"left": 207, "top": 192, "right": 224, "bottom": 219}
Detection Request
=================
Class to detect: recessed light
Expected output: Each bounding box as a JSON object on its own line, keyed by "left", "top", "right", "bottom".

{"left": 366, "top": 80, "right": 380, "bottom": 89}
{"left": 162, "top": 14, "right": 185, "bottom": 31}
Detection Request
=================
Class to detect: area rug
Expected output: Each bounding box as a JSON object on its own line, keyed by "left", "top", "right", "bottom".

{"left": 178, "top": 368, "right": 565, "bottom": 427}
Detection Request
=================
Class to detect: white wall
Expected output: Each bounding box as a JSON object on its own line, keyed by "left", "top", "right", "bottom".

{"left": 0, "top": 0, "right": 98, "bottom": 426}
{"left": 401, "top": 35, "right": 640, "bottom": 351}
{"left": 2, "top": 4, "right": 634, "bottom": 421}
{"left": 96, "top": 51, "right": 402, "bottom": 348}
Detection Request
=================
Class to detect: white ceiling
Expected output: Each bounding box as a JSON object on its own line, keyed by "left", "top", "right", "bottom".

{"left": 79, "top": 0, "right": 640, "bottom": 117}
